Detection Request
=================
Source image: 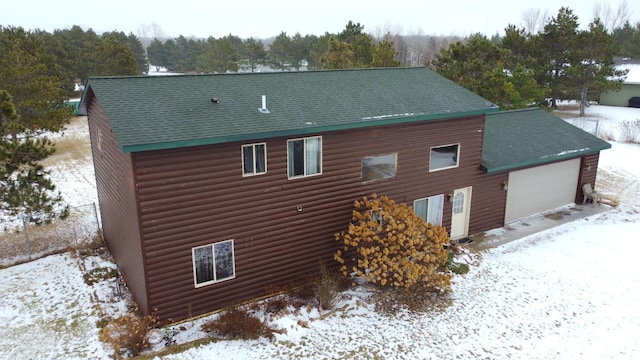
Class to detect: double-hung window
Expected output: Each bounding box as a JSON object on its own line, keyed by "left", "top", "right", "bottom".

{"left": 287, "top": 136, "right": 322, "bottom": 178}
{"left": 242, "top": 143, "right": 266, "bottom": 176}
{"left": 192, "top": 240, "right": 235, "bottom": 287}
{"left": 414, "top": 195, "right": 444, "bottom": 226}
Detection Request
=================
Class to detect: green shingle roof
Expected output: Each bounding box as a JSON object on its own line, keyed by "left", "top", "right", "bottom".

{"left": 80, "top": 67, "right": 498, "bottom": 152}
{"left": 482, "top": 108, "right": 611, "bottom": 173}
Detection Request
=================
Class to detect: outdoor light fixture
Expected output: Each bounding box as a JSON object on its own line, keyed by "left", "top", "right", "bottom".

{"left": 448, "top": 192, "right": 454, "bottom": 202}
{"left": 584, "top": 162, "right": 591, "bottom": 171}
{"left": 502, "top": 180, "right": 509, "bottom": 191}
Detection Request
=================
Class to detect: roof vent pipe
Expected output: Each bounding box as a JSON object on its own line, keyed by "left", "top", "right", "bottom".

{"left": 258, "top": 95, "right": 270, "bottom": 114}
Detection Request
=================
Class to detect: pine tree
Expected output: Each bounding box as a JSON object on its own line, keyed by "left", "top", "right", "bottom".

{"left": 1, "top": 90, "right": 66, "bottom": 223}
{"left": 320, "top": 36, "right": 353, "bottom": 69}
{"left": 540, "top": 7, "right": 580, "bottom": 108}
{"left": 371, "top": 39, "right": 400, "bottom": 67}
{"left": 569, "top": 19, "right": 628, "bottom": 116}
{"left": 0, "top": 26, "right": 73, "bottom": 135}
{"left": 432, "top": 34, "right": 544, "bottom": 109}
{"left": 334, "top": 194, "right": 451, "bottom": 290}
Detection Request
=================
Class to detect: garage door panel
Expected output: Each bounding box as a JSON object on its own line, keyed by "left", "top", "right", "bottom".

{"left": 505, "top": 159, "right": 580, "bottom": 223}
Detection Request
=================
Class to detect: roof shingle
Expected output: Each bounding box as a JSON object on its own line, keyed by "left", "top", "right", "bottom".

{"left": 80, "top": 67, "right": 498, "bottom": 152}
{"left": 482, "top": 108, "right": 611, "bottom": 173}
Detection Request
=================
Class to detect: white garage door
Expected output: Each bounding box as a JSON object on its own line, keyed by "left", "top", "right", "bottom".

{"left": 504, "top": 158, "right": 580, "bottom": 223}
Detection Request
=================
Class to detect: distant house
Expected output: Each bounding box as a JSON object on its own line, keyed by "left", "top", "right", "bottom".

{"left": 600, "top": 63, "right": 640, "bottom": 107}
{"left": 79, "top": 68, "right": 609, "bottom": 322}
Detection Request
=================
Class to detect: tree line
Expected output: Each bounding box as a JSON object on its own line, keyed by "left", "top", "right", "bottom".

{"left": 146, "top": 21, "right": 400, "bottom": 73}
{"left": 1, "top": 5, "right": 640, "bottom": 223}
{"left": 432, "top": 7, "right": 636, "bottom": 114}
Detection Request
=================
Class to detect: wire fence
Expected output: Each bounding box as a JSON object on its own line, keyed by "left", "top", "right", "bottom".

{"left": 565, "top": 118, "right": 601, "bottom": 136}
{"left": 0, "top": 203, "right": 101, "bottom": 267}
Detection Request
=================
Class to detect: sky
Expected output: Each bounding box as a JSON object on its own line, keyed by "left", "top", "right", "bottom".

{"left": 3, "top": 0, "right": 640, "bottom": 39}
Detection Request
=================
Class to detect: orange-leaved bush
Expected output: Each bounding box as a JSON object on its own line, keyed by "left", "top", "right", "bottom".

{"left": 334, "top": 193, "right": 451, "bottom": 290}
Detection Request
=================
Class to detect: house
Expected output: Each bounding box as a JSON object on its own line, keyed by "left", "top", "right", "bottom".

{"left": 599, "top": 62, "right": 640, "bottom": 107}
{"left": 79, "top": 67, "right": 609, "bottom": 322}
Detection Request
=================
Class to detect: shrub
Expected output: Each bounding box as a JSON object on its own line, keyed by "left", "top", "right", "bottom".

{"left": 334, "top": 194, "right": 451, "bottom": 290}
{"left": 619, "top": 120, "right": 640, "bottom": 143}
{"left": 314, "top": 260, "right": 342, "bottom": 310}
{"left": 374, "top": 283, "right": 453, "bottom": 314}
{"left": 201, "top": 306, "right": 277, "bottom": 340}
{"left": 83, "top": 266, "right": 118, "bottom": 286}
{"left": 446, "top": 252, "right": 470, "bottom": 275}
{"left": 98, "top": 308, "right": 159, "bottom": 358}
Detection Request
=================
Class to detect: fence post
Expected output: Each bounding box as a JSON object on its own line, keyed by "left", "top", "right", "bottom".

{"left": 22, "top": 216, "right": 31, "bottom": 259}
{"left": 92, "top": 202, "right": 103, "bottom": 241}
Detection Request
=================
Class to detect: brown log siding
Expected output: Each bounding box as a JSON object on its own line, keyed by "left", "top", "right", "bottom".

{"left": 86, "top": 95, "right": 149, "bottom": 313}
{"left": 577, "top": 153, "right": 601, "bottom": 203}
{"left": 131, "top": 114, "right": 510, "bottom": 321}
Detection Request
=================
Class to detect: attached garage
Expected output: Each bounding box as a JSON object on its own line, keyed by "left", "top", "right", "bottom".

{"left": 504, "top": 159, "right": 580, "bottom": 223}
{"left": 482, "top": 108, "right": 611, "bottom": 225}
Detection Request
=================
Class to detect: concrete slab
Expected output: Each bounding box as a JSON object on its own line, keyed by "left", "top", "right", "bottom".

{"left": 467, "top": 203, "right": 611, "bottom": 252}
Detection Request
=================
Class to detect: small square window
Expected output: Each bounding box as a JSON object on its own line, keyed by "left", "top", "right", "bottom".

{"left": 429, "top": 144, "right": 459, "bottom": 171}
{"left": 242, "top": 143, "right": 267, "bottom": 176}
{"left": 192, "top": 240, "right": 236, "bottom": 287}
{"left": 287, "top": 136, "right": 322, "bottom": 179}
{"left": 362, "top": 153, "right": 397, "bottom": 182}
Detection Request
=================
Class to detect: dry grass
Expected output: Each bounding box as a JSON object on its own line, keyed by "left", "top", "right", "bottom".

{"left": 1, "top": 116, "right": 98, "bottom": 267}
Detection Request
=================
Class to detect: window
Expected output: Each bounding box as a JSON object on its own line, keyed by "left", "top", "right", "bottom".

{"left": 362, "top": 153, "right": 397, "bottom": 182}
{"left": 453, "top": 192, "right": 465, "bottom": 215}
{"left": 242, "top": 143, "right": 266, "bottom": 176}
{"left": 429, "top": 144, "right": 460, "bottom": 171}
{"left": 192, "top": 240, "right": 235, "bottom": 287}
{"left": 414, "top": 194, "right": 444, "bottom": 225}
{"left": 287, "top": 136, "right": 322, "bottom": 178}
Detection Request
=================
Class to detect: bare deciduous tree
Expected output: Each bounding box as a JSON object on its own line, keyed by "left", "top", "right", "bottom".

{"left": 593, "top": 0, "right": 630, "bottom": 32}
{"left": 521, "top": 8, "right": 551, "bottom": 34}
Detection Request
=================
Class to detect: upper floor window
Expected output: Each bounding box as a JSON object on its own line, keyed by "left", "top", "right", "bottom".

{"left": 429, "top": 144, "right": 460, "bottom": 171}
{"left": 362, "top": 153, "right": 397, "bottom": 182}
{"left": 287, "top": 136, "right": 322, "bottom": 179}
{"left": 242, "top": 143, "right": 267, "bottom": 176}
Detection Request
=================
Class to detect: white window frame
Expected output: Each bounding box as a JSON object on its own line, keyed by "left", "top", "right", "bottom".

{"left": 287, "top": 136, "right": 322, "bottom": 179}
{"left": 242, "top": 142, "right": 267, "bottom": 176}
{"left": 413, "top": 194, "right": 444, "bottom": 226}
{"left": 361, "top": 153, "right": 397, "bottom": 182}
{"left": 192, "top": 239, "right": 236, "bottom": 288}
{"left": 429, "top": 143, "right": 460, "bottom": 172}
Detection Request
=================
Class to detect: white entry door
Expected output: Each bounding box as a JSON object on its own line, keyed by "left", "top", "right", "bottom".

{"left": 450, "top": 187, "right": 472, "bottom": 240}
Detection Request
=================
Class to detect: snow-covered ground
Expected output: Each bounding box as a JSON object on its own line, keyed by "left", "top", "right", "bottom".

{"left": 0, "top": 104, "right": 639, "bottom": 359}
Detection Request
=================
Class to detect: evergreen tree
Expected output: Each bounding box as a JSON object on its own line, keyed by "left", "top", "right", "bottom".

{"left": 101, "top": 31, "right": 148, "bottom": 74}
{"left": 241, "top": 37, "right": 266, "bottom": 72}
{"left": 371, "top": 39, "right": 400, "bottom": 67}
{"left": 337, "top": 21, "right": 373, "bottom": 68}
{"left": 289, "top": 33, "right": 308, "bottom": 70}
{"left": 146, "top": 38, "right": 167, "bottom": 70}
{"left": 569, "top": 19, "right": 627, "bottom": 116}
{"left": 268, "top": 32, "right": 293, "bottom": 71}
{"left": 196, "top": 36, "right": 239, "bottom": 73}
{"left": 540, "top": 7, "right": 580, "bottom": 108}
{"left": 432, "top": 33, "right": 544, "bottom": 109}
{"left": 0, "top": 26, "right": 72, "bottom": 134}
{"left": 306, "top": 33, "right": 330, "bottom": 70}
{"left": 320, "top": 36, "right": 353, "bottom": 69}
{"left": 0, "top": 90, "right": 66, "bottom": 223}
{"left": 614, "top": 21, "right": 640, "bottom": 59}
{"left": 95, "top": 34, "right": 140, "bottom": 76}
